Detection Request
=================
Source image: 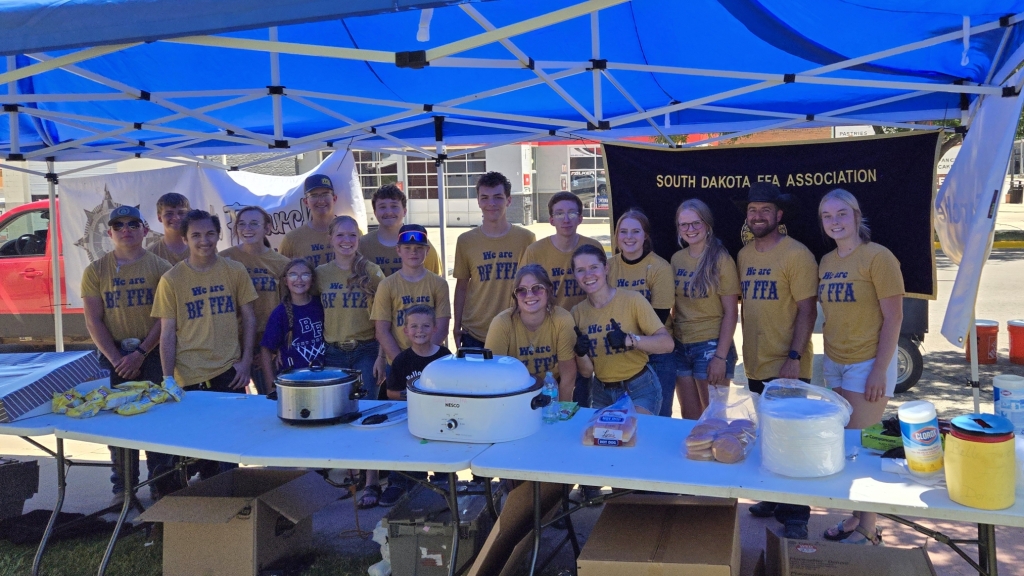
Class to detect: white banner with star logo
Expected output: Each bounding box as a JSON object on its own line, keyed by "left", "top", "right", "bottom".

{"left": 58, "top": 150, "right": 364, "bottom": 308}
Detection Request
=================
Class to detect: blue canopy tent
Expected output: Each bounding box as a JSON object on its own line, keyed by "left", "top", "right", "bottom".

{"left": 2, "top": 0, "right": 1024, "bottom": 351}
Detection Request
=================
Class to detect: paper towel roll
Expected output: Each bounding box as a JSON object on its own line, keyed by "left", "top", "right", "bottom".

{"left": 761, "top": 397, "right": 847, "bottom": 478}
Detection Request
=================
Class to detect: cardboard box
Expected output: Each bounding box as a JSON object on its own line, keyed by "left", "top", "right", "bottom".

{"left": 577, "top": 495, "right": 740, "bottom": 576}
{"left": 139, "top": 469, "right": 341, "bottom": 576}
{"left": 467, "top": 481, "right": 563, "bottom": 576}
{"left": 0, "top": 458, "right": 39, "bottom": 520}
{"left": 0, "top": 352, "right": 102, "bottom": 422}
{"left": 765, "top": 528, "right": 937, "bottom": 576}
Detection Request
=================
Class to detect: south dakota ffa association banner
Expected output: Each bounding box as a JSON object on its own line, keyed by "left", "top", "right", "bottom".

{"left": 58, "top": 150, "right": 365, "bottom": 308}
{"left": 603, "top": 131, "right": 940, "bottom": 298}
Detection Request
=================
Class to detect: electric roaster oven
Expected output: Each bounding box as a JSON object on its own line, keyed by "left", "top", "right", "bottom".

{"left": 407, "top": 348, "right": 552, "bottom": 443}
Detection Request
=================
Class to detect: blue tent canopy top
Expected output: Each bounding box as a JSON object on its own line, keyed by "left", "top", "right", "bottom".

{"left": 2, "top": 0, "right": 1024, "bottom": 168}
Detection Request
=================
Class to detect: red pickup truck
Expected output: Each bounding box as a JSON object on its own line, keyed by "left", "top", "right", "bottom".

{"left": 0, "top": 200, "right": 87, "bottom": 346}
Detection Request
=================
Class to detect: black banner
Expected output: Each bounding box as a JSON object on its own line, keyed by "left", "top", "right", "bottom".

{"left": 604, "top": 132, "right": 939, "bottom": 297}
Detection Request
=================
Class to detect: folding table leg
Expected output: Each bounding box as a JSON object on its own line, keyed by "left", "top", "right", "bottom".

{"left": 978, "top": 524, "right": 997, "bottom": 576}
{"left": 528, "top": 481, "right": 542, "bottom": 576}
{"left": 446, "top": 472, "right": 461, "bottom": 576}
{"left": 32, "top": 438, "right": 66, "bottom": 576}
{"left": 97, "top": 447, "right": 134, "bottom": 576}
{"left": 562, "top": 484, "right": 581, "bottom": 560}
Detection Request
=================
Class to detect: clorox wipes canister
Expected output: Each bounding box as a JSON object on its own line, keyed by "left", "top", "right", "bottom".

{"left": 945, "top": 414, "right": 1016, "bottom": 510}
{"left": 898, "top": 400, "right": 943, "bottom": 476}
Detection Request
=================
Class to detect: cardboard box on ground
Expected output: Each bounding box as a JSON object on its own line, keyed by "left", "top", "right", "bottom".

{"left": 577, "top": 494, "right": 741, "bottom": 576}
{"left": 0, "top": 458, "right": 39, "bottom": 520}
{"left": 139, "top": 469, "right": 342, "bottom": 576}
{"left": 765, "top": 528, "right": 937, "bottom": 576}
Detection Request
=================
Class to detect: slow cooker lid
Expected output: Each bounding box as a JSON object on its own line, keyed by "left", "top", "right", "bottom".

{"left": 276, "top": 363, "right": 360, "bottom": 387}
{"left": 414, "top": 348, "right": 533, "bottom": 395}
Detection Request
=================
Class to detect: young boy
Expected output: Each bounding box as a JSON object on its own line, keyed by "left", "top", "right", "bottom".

{"left": 386, "top": 304, "right": 451, "bottom": 400}
{"left": 360, "top": 184, "right": 443, "bottom": 276}
{"left": 280, "top": 174, "right": 337, "bottom": 267}
{"left": 520, "top": 191, "right": 603, "bottom": 310}
{"left": 453, "top": 172, "right": 535, "bottom": 348}
{"left": 150, "top": 193, "right": 190, "bottom": 265}
{"left": 371, "top": 224, "right": 451, "bottom": 367}
{"left": 379, "top": 304, "right": 450, "bottom": 506}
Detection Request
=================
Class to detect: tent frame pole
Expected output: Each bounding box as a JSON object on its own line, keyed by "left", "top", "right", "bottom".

{"left": 46, "top": 159, "right": 64, "bottom": 353}
{"left": 269, "top": 27, "right": 283, "bottom": 141}
{"left": 970, "top": 318, "right": 981, "bottom": 413}
{"left": 434, "top": 116, "right": 447, "bottom": 278}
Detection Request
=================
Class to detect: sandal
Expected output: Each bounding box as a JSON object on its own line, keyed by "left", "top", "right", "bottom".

{"left": 823, "top": 518, "right": 857, "bottom": 541}
{"left": 839, "top": 525, "right": 883, "bottom": 545}
{"left": 358, "top": 484, "right": 381, "bottom": 509}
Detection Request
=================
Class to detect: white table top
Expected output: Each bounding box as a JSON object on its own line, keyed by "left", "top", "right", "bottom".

{"left": 5, "top": 392, "right": 490, "bottom": 472}
{"left": 470, "top": 409, "right": 1024, "bottom": 529}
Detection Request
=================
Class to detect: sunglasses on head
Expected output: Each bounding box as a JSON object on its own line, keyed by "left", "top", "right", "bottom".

{"left": 398, "top": 230, "right": 427, "bottom": 244}
{"left": 514, "top": 284, "right": 546, "bottom": 298}
{"left": 109, "top": 220, "right": 143, "bottom": 231}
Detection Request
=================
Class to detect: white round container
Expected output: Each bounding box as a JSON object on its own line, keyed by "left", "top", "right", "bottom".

{"left": 897, "top": 400, "right": 943, "bottom": 476}
{"left": 761, "top": 397, "right": 846, "bottom": 478}
{"left": 994, "top": 374, "right": 1024, "bottom": 435}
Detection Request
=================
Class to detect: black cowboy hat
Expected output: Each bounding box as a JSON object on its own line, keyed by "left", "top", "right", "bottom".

{"left": 733, "top": 181, "right": 796, "bottom": 213}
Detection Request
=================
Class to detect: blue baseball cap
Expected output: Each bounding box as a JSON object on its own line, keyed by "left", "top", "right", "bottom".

{"left": 303, "top": 174, "right": 334, "bottom": 195}
{"left": 108, "top": 205, "right": 144, "bottom": 225}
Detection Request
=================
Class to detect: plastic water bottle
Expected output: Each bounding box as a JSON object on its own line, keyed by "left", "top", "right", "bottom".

{"left": 543, "top": 372, "right": 559, "bottom": 424}
{"left": 898, "top": 400, "right": 944, "bottom": 476}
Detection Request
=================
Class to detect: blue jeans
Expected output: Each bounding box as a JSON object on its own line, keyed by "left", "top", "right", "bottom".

{"left": 459, "top": 332, "right": 486, "bottom": 350}
{"left": 649, "top": 351, "right": 677, "bottom": 417}
{"left": 592, "top": 365, "right": 662, "bottom": 415}
{"left": 573, "top": 372, "right": 593, "bottom": 407}
{"left": 325, "top": 340, "right": 381, "bottom": 401}
{"left": 674, "top": 338, "right": 737, "bottom": 380}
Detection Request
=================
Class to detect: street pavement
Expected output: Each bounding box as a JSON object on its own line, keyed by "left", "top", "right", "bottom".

{"left": 4, "top": 211, "right": 1024, "bottom": 575}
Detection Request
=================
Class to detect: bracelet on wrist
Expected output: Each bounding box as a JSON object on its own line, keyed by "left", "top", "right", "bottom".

{"left": 713, "top": 354, "right": 726, "bottom": 362}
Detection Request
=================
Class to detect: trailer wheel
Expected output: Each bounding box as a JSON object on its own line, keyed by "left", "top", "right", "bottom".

{"left": 894, "top": 335, "right": 923, "bottom": 394}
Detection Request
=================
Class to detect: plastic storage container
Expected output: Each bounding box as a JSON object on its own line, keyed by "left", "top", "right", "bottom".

{"left": 965, "top": 320, "right": 999, "bottom": 365}
{"left": 898, "top": 401, "right": 943, "bottom": 476}
{"left": 994, "top": 374, "right": 1024, "bottom": 435}
{"left": 383, "top": 484, "right": 493, "bottom": 576}
{"left": 1009, "top": 320, "right": 1024, "bottom": 365}
{"left": 945, "top": 414, "right": 1016, "bottom": 510}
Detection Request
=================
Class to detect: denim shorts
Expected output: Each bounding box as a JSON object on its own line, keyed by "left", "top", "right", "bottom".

{"left": 591, "top": 365, "right": 662, "bottom": 416}
{"left": 674, "top": 338, "right": 737, "bottom": 381}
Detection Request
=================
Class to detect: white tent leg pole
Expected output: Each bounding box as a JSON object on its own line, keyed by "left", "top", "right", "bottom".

{"left": 970, "top": 318, "right": 980, "bottom": 413}
{"left": 435, "top": 116, "right": 447, "bottom": 278}
{"left": 46, "top": 160, "right": 64, "bottom": 353}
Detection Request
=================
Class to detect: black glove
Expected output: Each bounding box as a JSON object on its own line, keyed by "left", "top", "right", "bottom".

{"left": 574, "top": 326, "right": 591, "bottom": 357}
{"left": 606, "top": 318, "right": 628, "bottom": 351}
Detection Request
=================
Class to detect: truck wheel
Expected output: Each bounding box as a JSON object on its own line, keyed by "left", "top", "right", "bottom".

{"left": 894, "top": 335, "right": 923, "bottom": 394}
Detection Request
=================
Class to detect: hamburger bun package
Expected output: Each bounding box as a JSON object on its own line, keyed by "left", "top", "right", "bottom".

{"left": 582, "top": 394, "right": 638, "bottom": 447}
{"left": 683, "top": 384, "right": 759, "bottom": 463}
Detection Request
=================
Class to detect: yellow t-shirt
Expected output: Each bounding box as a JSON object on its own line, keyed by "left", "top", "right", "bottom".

{"left": 484, "top": 306, "right": 576, "bottom": 381}
{"left": 571, "top": 289, "right": 665, "bottom": 382}
{"left": 316, "top": 261, "right": 385, "bottom": 343}
{"left": 81, "top": 251, "right": 172, "bottom": 343}
{"left": 607, "top": 252, "right": 675, "bottom": 310}
{"left": 151, "top": 257, "right": 259, "bottom": 386}
{"left": 737, "top": 236, "right": 818, "bottom": 380}
{"left": 519, "top": 235, "right": 603, "bottom": 310}
{"left": 279, "top": 225, "right": 333, "bottom": 268}
{"left": 454, "top": 225, "right": 536, "bottom": 340}
{"left": 818, "top": 242, "right": 905, "bottom": 365}
{"left": 218, "top": 246, "right": 291, "bottom": 333}
{"left": 359, "top": 229, "right": 443, "bottom": 277}
{"left": 370, "top": 271, "right": 452, "bottom": 349}
{"left": 149, "top": 241, "right": 188, "bottom": 265}
{"left": 671, "top": 249, "right": 741, "bottom": 344}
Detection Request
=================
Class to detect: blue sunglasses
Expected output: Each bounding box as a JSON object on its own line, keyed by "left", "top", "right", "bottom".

{"left": 398, "top": 230, "right": 427, "bottom": 244}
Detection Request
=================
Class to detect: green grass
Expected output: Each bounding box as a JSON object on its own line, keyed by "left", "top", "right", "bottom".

{"left": 0, "top": 532, "right": 377, "bottom": 576}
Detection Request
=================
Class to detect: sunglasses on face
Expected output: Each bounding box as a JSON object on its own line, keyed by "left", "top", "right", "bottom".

{"left": 398, "top": 230, "right": 427, "bottom": 244}
{"left": 287, "top": 272, "right": 313, "bottom": 281}
{"left": 110, "top": 220, "right": 143, "bottom": 231}
{"left": 514, "top": 284, "right": 546, "bottom": 298}
{"left": 552, "top": 210, "right": 580, "bottom": 221}
{"left": 305, "top": 191, "right": 334, "bottom": 201}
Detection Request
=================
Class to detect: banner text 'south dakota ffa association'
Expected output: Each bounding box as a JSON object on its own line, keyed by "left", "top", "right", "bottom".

{"left": 604, "top": 132, "right": 939, "bottom": 297}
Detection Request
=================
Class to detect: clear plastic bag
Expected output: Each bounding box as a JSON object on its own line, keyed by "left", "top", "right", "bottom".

{"left": 581, "top": 394, "right": 638, "bottom": 447}
{"left": 684, "top": 385, "right": 759, "bottom": 463}
{"left": 760, "top": 378, "right": 853, "bottom": 477}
